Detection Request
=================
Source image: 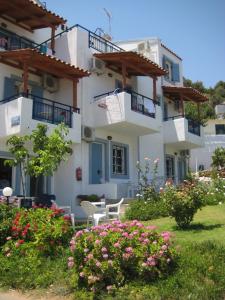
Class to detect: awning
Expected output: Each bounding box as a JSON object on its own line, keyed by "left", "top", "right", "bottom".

{"left": 162, "top": 86, "right": 208, "bottom": 103}
{"left": 94, "top": 51, "right": 167, "bottom": 77}
{"left": 0, "top": 49, "right": 90, "bottom": 80}
{"left": 0, "top": 0, "right": 66, "bottom": 31}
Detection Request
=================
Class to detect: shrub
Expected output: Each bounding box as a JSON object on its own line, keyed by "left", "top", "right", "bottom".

{"left": 161, "top": 182, "right": 205, "bottom": 228}
{"left": 2, "top": 207, "right": 73, "bottom": 257}
{"left": 68, "top": 220, "right": 176, "bottom": 292}
{"left": 0, "top": 203, "right": 18, "bottom": 247}
{"left": 203, "top": 176, "right": 225, "bottom": 205}
{"left": 125, "top": 198, "right": 168, "bottom": 221}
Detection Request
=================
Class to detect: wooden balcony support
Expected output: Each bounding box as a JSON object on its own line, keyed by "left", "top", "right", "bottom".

{"left": 50, "top": 25, "right": 56, "bottom": 54}
{"left": 73, "top": 79, "right": 79, "bottom": 111}
{"left": 180, "top": 93, "right": 184, "bottom": 117}
{"left": 152, "top": 76, "right": 157, "bottom": 101}
{"left": 23, "top": 61, "right": 29, "bottom": 95}
{"left": 122, "top": 63, "right": 127, "bottom": 90}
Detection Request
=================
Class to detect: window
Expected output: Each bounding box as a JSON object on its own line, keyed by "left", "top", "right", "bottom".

{"left": 0, "top": 158, "right": 12, "bottom": 190}
{"left": 162, "top": 55, "right": 180, "bottom": 82}
{"left": 166, "top": 155, "right": 175, "bottom": 181}
{"left": 112, "top": 144, "right": 128, "bottom": 177}
{"left": 215, "top": 124, "right": 225, "bottom": 135}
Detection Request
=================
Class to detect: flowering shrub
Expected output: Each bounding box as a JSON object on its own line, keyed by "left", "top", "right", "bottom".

{"left": 68, "top": 220, "right": 176, "bottom": 292}
{"left": 161, "top": 181, "right": 205, "bottom": 228}
{"left": 3, "top": 207, "right": 73, "bottom": 257}
{"left": 0, "top": 203, "right": 18, "bottom": 247}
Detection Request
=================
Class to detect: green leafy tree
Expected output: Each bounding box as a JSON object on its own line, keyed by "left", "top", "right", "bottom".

{"left": 183, "top": 78, "right": 225, "bottom": 122}
{"left": 5, "top": 123, "right": 72, "bottom": 196}
{"left": 211, "top": 147, "right": 225, "bottom": 170}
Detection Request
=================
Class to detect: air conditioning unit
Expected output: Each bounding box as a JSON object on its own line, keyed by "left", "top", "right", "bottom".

{"left": 180, "top": 150, "right": 190, "bottom": 157}
{"left": 89, "top": 57, "right": 105, "bottom": 74}
{"left": 43, "top": 74, "right": 59, "bottom": 93}
{"left": 137, "top": 41, "right": 151, "bottom": 53}
{"left": 82, "top": 126, "right": 95, "bottom": 142}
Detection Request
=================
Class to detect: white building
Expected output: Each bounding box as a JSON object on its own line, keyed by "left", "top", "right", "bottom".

{"left": 190, "top": 105, "right": 225, "bottom": 172}
{"left": 0, "top": 1, "right": 208, "bottom": 217}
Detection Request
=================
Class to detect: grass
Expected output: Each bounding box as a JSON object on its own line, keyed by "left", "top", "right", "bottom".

{"left": 146, "top": 203, "right": 225, "bottom": 246}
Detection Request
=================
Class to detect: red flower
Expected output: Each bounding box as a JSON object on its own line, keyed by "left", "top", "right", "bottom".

{"left": 19, "top": 239, "right": 24, "bottom": 244}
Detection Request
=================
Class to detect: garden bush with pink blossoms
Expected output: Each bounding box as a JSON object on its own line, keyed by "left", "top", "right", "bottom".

{"left": 68, "top": 220, "right": 176, "bottom": 292}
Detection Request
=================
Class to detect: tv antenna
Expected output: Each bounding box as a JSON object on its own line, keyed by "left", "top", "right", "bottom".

{"left": 103, "top": 8, "right": 112, "bottom": 38}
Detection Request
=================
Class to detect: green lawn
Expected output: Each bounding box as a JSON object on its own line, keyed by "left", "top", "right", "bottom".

{"left": 147, "top": 203, "right": 225, "bottom": 246}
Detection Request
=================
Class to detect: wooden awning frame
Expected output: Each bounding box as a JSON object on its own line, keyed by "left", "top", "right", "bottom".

{"left": 94, "top": 51, "right": 167, "bottom": 77}
{"left": 0, "top": 0, "right": 66, "bottom": 32}
{"left": 0, "top": 49, "right": 90, "bottom": 80}
{"left": 0, "top": 49, "right": 90, "bottom": 109}
{"left": 162, "top": 86, "right": 208, "bottom": 103}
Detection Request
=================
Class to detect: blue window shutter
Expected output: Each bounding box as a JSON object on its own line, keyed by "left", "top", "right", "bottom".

{"left": 172, "top": 63, "right": 180, "bottom": 82}
{"left": 31, "top": 85, "right": 43, "bottom": 98}
{"left": 162, "top": 55, "right": 166, "bottom": 69}
{"left": 3, "top": 77, "right": 17, "bottom": 99}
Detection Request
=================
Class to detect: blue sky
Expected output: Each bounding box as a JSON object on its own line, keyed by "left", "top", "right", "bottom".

{"left": 46, "top": 0, "right": 225, "bottom": 88}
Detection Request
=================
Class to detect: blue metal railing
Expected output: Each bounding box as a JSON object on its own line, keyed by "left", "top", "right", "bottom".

{"left": 94, "top": 89, "right": 158, "bottom": 118}
{"left": 163, "top": 115, "right": 201, "bottom": 136}
{"left": 0, "top": 93, "right": 79, "bottom": 128}
{"left": 35, "top": 24, "right": 124, "bottom": 54}
{"left": 188, "top": 119, "right": 201, "bottom": 136}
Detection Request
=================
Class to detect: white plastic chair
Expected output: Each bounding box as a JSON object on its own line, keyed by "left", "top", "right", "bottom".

{"left": 81, "top": 201, "right": 108, "bottom": 227}
{"left": 106, "top": 198, "right": 124, "bottom": 220}
{"left": 51, "top": 200, "right": 75, "bottom": 228}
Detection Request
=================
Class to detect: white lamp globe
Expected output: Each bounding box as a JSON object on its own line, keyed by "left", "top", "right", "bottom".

{"left": 3, "top": 187, "right": 13, "bottom": 197}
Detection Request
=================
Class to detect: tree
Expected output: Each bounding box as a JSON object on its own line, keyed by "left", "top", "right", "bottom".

{"left": 183, "top": 78, "right": 225, "bottom": 122}
{"left": 211, "top": 147, "right": 225, "bottom": 170}
{"left": 5, "top": 123, "right": 73, "bottom": 196}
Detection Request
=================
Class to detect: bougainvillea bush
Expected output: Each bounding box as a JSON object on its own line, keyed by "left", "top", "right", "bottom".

{"left": 68, "top": 220, "right": 176, "bottom": 292}
{"left": 3, "top": 206, "right": 73, "bottom": 257}
{"left": 0, "top": 202, "right": 18, "bottom": 247}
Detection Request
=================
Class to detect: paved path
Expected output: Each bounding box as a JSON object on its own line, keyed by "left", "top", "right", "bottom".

{"left": 0, "top": 291, "right": 70, "bottom": 300}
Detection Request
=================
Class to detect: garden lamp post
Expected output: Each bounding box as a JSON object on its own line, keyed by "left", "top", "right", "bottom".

{"left": 3, "top": 187, "right": 13, "bottom": 205}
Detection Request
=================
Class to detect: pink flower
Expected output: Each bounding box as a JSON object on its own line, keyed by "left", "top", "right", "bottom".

{"left": 167, "top": 258, "right": 171, "bottom": 263}
{"left": 100, "top": 231, "right": 108, "bottom": 237}
{"left": 142, "top": 262, "right": 147, "bottom": 267}
{"left": 101, "top": 247, "right": 107, "bottom": 253}
{"left": 6, "top": 236, "right": 12, "bottom": 241}
{"left": 87, "top": 253, "right": 93, "bottom": 260}
{"left": 84, "top": 248, "right": 89, "bottom": 253}
{"left": 68, "top": 261, "right": 74, "bottom": 268}
{"left": 161, "top": 245, "right": 167, "bottom": 251}
{"left": 114, "top": 242, "right": 120, "bottom": 248}
{"left": 122, "top": 232, "right": 129, "bottom": 238}
{"left": 103, "top": 253, "right": 108, "bottom": 259}
{"left": 107, "top": 285, "right": 113, "bottom": 292}
{"left": 161, "top": 231, "right": 171, "bottom": 242}
{"left": 79, "top": 272, "right": 85, "bottom": 278}
{"left": 125, "top": 247, "right": 133, "bottom": 253}
{"left": 15, "top": 242, "right": 20, "bottom": 248}
{"left": 147, "top": 256, "right": 156, "bottom": 266}
{"left": 96, "top": 261, "right": 102, "bottom": 267}
{"left": 95, "top": 239, "right": 101, "bottom": 245}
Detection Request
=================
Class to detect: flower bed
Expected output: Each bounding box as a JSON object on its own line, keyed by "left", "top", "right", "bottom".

{"left": 68, "top": 220, "right": 176, "bottom": 292}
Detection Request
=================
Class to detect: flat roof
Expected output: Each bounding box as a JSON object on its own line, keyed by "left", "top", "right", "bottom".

{"left": 94, "top": 51, "right": 167, "bottom": 77}
{"left": 0, "top": 0, "right": 66, "bottom": 31}
{"left": 162, "top": 86, "right": 208, "bottom": 103}
{"left": 0, "top": 49, "right": 90, "bottom": 80}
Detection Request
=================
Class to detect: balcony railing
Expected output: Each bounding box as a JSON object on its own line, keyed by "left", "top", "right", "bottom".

{"left": 94, "top": 89, "right": 159, "bottom": 118}
{"left": 188, "top": 119, "right": 201, "bottom": 136}
{"left": 0, "top": 93, "right": 79, "bottom": 128}
{"left": 164, "top": 115, "right": 201, "bottom": 136}
{"left": 88, "top": 31, "right": 124, "bottom": 53}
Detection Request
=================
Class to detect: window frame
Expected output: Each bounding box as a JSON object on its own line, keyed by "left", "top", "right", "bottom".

{"left": 215, "top": 124, "right": 225, "bottom": 135}
{"left": 111, "top": 142, "right": 129, "bottom": 179}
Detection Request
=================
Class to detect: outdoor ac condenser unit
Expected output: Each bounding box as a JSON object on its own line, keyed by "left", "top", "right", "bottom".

{"left": 81, "top": 126, "right": 95, "bottom": 142}
{"left": 89, "top": 57, "right": 105, "bottom": 74}
{"left": 43, "top": 74, "right": 59, "bottom": 93}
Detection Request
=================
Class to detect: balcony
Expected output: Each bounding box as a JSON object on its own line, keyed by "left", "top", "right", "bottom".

{"left": 163, "top": 115, "right": 204, "bottom": 149}
{"left": 92, "top": 90, "right": 162, "bottom": 135}
{"left": 0, "top": 27, "right": 50, "bottom": 54}
{"left": 0, "top": 94, "right": 81, "bottom": 143}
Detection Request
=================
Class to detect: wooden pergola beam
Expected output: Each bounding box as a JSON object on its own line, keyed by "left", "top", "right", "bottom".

{"left": 152, "top": 76, "right": 157, "bottom": 101}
